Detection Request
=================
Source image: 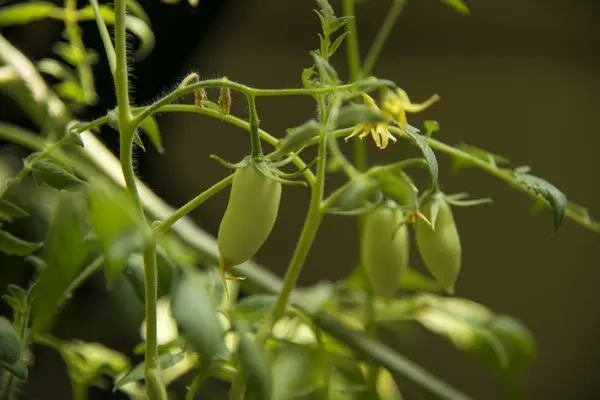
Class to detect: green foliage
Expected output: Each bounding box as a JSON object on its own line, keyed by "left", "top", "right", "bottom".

{"left": 514, "top": 171, "right": 567, "bottom": 231}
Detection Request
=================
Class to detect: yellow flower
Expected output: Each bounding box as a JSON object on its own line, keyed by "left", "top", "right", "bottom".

{"left": 382, "top": 88, "right": 440, "bottom": 131}
{"left": 344, "top": 93, "right": 397, "bottom": 149}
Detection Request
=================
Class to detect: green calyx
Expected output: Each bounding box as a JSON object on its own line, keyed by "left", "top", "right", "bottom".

{"left": 210, "top": 154, "right": 315, "bottom": 186}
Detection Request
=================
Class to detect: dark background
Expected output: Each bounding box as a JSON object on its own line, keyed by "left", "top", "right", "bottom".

{"left": 1, "top": 0, "right": 599, "bottom": 398}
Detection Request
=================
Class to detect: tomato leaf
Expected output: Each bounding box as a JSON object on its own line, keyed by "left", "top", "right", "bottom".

{"left": 0, "top": 230, "right": 42, "bottom": 256}
{"left": 139, "top": 115, "right": 164, "bottom": 154}
{"left": 514, "top": 172, "right": 567, "bottom": 231}
{"left": 440, "top": 0, "right": 470, "bottom": 15}
{"left": 31, "top": 159, "right": 87, "bottom": 192}
{"left": 233, "top": 322, "right": 271, "bottom": 400}
{"left": 32, "top": 193, "right": 95, "bottom": 332}
{"left": 114, "top": 351, "right": 184, "bottom": 390}
{"left": 403, "top": 127, "right": 439, "bottom": 191}
{"left": 0, "top": 317, "right": 21, "bottom": 366}
{"left": 170, "top": 273, "right": 227, "bottom": 368}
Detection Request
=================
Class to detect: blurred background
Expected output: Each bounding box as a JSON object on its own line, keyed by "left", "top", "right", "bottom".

{"left": 1, "top": 0, "right": 599, "bottom": 398}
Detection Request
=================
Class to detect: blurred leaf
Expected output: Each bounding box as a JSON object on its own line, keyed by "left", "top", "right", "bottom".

{"left": 514, "top": 172, "right": 567, "bottom": 231}
{"left": 440, "top": 0, "right": 470, "bottom": 15}
{"left": 402, "top": 129, "right": 439, "bottom": 191}
{"left": 30, "top": 158, "right": 87, "bottom": 191}
{"left": 376, "top": 368, "right": 403, "bottom": 400}
{"left": 0, "top": 199, "right": 29, "bottom": 221}
{"left": 32, "top": 193, "right": 94, "bottom": 332}
{"left": 327, "top": 177, "right": 380, "bottom": 216}
{"left": 301, "top": 66, "right": 317, "bottom": 89}
{"left": 272, "top": 119, "right": 320, "bottom": 158}
{"left": 271, "top": 346, "right": 314, "bottom": 400}
{"left": 0, "top": 359, "right": 28, "bottom": 380}
{"left": 171, "top": 273, "right": 227, "bottom": 368}
{"left": 234, "top": 322, "right": 271, "bottom": 400}
{"left": 0, "top": 317, "right": 21, "bottom": 366}
{"left": 61, "top": 340, "right": 129, "bottom": 388}
{"left": 398, "top": 267, "right": 442, "bottom": 293}
{"left": 0, "top": 229, "right": 43, "bottom": 256}
{"left": 87, "top": 182, "right": 148, "bottom": 285}
{"left": 78, "top": 5, "right": 155, "bottom": 60}
{"left": 114, "top": 351, "right": 184, "bottom": 389}
{"left": 423, "top": 120, "right": 440, "bottom": 137}
{"left": 124, "top": 246, "right": 174, "bottom": 304}
{"left": 311, "top": 51, "right": 338, "bottom": 85}
{"left": 53, "top": 41, "right": 97, "bottom": 66}
{"left": 376, "top": 171, "right": 416, "bottom": 207}
{"left": 139, "top": 115, "right": 164, "bottom": 154}
{"left": 234, "top": 294, "right": 276, "bottom": 323}
{"left": 335, "top": 104, "right": 386, "bottom": 129}
{"left": 37, "top": 58, "right": 78, "bottom": 83}
{"left": 54, "top": 80, "right": 86, "bottom": 104}
{"left": 0, "top": 2, "right": 56, "bottom": 26}
{"left": 126, "top": 0, "right": 150, "bottom": 24}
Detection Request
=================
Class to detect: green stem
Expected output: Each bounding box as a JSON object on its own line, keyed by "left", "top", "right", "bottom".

{"left": 114, "top": 0, "right": 132, "bottom": 126}
{"left": 342, "top": 0, "right": 361, "bottom": 82}
{"left": 154, "top": 174, "right": 234, "bottom": 234}
{"left": 247, "top": 94, "right": 263, "bottom": 158}
{"left": 362, "top": 0, "right": 407, "bottom": 76}
{"left": 185, "top": 369, "right": 211, "bottom": 400}
{"left": 72, "top": 384, "right": 88, "bottom": 400}
{"left": 89, "top": 0, "right": 116, "bottom": 74}
{"left": 59, "top": 257, "right": 104, "bottom": 308}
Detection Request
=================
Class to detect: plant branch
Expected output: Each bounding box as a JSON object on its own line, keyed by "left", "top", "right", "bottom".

{"left": 362, "top": 0, "right": 407, "bottom": 76}
{"left": 89, "top": 0, "right": 116, "bottom": 74}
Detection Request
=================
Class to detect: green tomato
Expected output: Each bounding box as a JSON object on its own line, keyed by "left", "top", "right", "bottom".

{"left": 361, "top": 205, "right": 409, "bottom": 298}
{"left": 416, "top": 198, "right": 461, "bottom": 294}
{"left": 218, "top": 163, "right": 282, "bottom": 270}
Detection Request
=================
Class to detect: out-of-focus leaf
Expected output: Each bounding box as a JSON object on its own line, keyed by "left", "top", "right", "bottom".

{"left": 114, "top": 351, "right": 184, "bottom": 390}
{"left": 234, "top": 294, "right": 276, "bottom": 323}
{"left": 61, "top": 340, "right": 129, "bottom": 388}
{"left": 124, "top": 246, "right": 174, "bottom": 304}
{"left": 53, "top": 42, "right": 97, "bottom": 66}
{"left": 234, "top": 322, "right": 271, "bottom": 400}
{"left": 0, "top": 229, "right": 42, "bottom": 256}
{"left": 54, "top": 80, "right": 86, "bottom": 104}
{"left": 335, "top": 104, "right": 386, "bottom": 129}
{"left": 0, "top": 317, "right": 21, "bottom": 366}
{"left": 0, "top": 199, "right": 29, "bottom": 220}
{"left": 514, "top": 172, "right": 567, "bottom": 231}
{"left": 78, "top": 5, "right": 155, "bottom": 60}
{"left": 327, "top": 177, "right": 381, "bottom": 216}
{"left": 30, "top": 158, "right": 87, "bottom": 191}
{"left": 38, "top": 59, "right": 78, "bottom": 83}
{"left": 171, "top": 273, "right": 227, "bottom": 368}
{"left": 272, "top": 119, "right": 320, "bottom": 158}
{"left": 32, "top": 193, "right": 94, "bottom": 332}
{"left": 271, "top": 346, "right": 314, "bottom": 400}
{"left": 0, "top": 2, "right": 56, "bottom": 26}
{"left": 398, "top": 267, "right": 442, "bottom": 293}
{"left": 311, "top": 51, "right": 338, "bottom": 85}
{"left": 0, "top": 359, "right": 28, "bottom": 380}
{"left": 376, "top": 368, "right": 403, "bottom": 400}
{"left": 87, "top": 182, "right": 148, "bottom": 285}
{"left": 440, "top": 0, "right": 469, "bottom": 15}
{"left": 376, "top": 171, "right": 416, "bottom": 207}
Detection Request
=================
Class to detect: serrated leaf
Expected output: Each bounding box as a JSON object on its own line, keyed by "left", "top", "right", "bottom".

{"left": 0, "top": 200, "right": 29, "bottom": 220}
{"left": 31, "top": 159, "right": 87, "bottom": 191}
{"left": 335, "top": 104, "right": 386, "bottom": 129}
{"left": 87, "top": 182, "right": 148, "bottom": 285}
{"left": 0, "top": 317, "right": 21, "bottom": 366}
{"left": 301, "top": 66, "right": 317, "bottom": 89}
{"left": 311, "top": 51, "right": 338, "bottom": 85}
{"left": 329, "top": 32, "right": 348, "bottom": 55}
{"left": 78, "top": 5, "right": 155, "bottom": 61}
{"left": 514, "top": 172, "right": 567, "bottom": 231}
{"left": 0, "top": 230, "right": 42, "bottom": 256}
{"left": 170, "top": 273, "right": 226, "bottom": 368}
{"left": 0, "top": 2, "right": 56, "bottom": 26}
{"left": 32, "top": 193, "right": 95, "bottom": 332}
{"left": 402, "top": 129, "right": 439, "bottom": 190}
{"left": 139, "top": 115, "right": 164, "bottom": 154}
{"left": 234, "top": 322, "right": 271, "bottom": 400}
{"left": 440, "top": 0, "right": 470, "bottom": 15}
{"left": 329, "top": 16, "right": 353, "bottom": 33}
{"left": 114, "top": 351, "right": 184, "bottom": 390}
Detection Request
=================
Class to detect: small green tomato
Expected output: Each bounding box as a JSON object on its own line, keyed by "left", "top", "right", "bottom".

{"left": 416, "top": 198, "right": 461, "bottom": 294}
{"left": 217, "top": 163, "right": 282, "bottom": 275}
{"left": 361, "top": 204, "right": 409, "bottom": 298}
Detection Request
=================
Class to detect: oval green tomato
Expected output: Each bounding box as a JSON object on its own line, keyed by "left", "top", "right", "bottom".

{"left": 416, "top": 199, "right": 461, "bottom": 294}
{"left": 218, "top": 164, "right": 282, "bottom": 268}
{"left": 361, "top": 205, "right": 409, "bottom": 298}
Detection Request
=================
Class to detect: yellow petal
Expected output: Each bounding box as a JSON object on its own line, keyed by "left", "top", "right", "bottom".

{"left": 361, "top": 93, "right": 380, "bottom": 110}
{"left": 345, "top": 123, "right": 364, "bottom": 141}
{"left": 376, "top": 124, "right": 389, "bottom": 149}
{"left": 370, "top": 126, "right": 382, "bottom": 148}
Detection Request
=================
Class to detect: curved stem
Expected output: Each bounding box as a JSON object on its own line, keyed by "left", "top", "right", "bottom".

{"left": 89, "top": 0, "right": 116, "bottom": 73}
{"left": 362, "top": 0, "right": 407, "bottom": 76}
{"left": 247, "top": 93, "right": 263, "bottom": 158}
{"left": 154, "top": 174, "right": 234, "bottom": 234}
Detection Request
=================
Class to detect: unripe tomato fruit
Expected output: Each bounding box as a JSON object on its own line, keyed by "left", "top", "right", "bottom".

{"left": 361, "top": 205, "right": 409, "bottom": 298}
{"left": 218, "top": 164, "right": 282, "bottom": 270}
{"left": 416, "top": 198, "right": 461, "bottom": 294}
